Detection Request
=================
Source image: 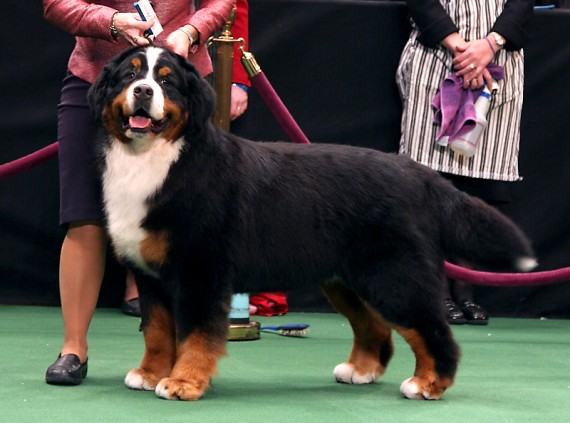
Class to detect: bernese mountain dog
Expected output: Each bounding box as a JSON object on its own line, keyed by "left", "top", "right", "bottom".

{"left": 89, "top": 46, "right": 536, "bottom": 401}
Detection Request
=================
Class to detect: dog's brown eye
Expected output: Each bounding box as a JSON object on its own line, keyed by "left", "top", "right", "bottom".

{"left": 160, "top": 79, "right": 170, "bottom": 86}
{"left": 126, "top": 72, "right": 136, "bottom": 80}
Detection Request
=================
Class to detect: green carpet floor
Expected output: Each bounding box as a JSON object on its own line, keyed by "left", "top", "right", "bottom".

{"left": 1, "top": 305, "right": 568, "bottom": 422}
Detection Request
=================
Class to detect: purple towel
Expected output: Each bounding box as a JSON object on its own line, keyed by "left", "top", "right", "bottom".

{"left": 432, "top": 63, "right": 504, "bottom": 143}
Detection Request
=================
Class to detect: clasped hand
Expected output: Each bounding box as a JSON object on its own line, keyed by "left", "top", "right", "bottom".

{"left": 453, "top": 38, "right": 495, "bottom": 90}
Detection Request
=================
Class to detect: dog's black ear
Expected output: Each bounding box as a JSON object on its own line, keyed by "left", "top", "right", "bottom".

{"left": 88, "top": 61, "right": 115, "bottom": 123}
{"left": 176, "top": 54, "right": 217, "bottom": 136}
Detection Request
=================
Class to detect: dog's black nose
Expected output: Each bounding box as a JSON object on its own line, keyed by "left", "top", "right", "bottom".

{"left": 133, "top": 84, "right": 154, "bottom": 101}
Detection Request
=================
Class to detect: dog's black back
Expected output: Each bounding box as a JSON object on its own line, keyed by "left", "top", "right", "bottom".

{"left": 147, "top": 128, "right": 533, "bottom": 291}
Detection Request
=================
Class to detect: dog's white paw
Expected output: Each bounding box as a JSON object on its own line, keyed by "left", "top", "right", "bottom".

{"left": 333, "top": 362, "right": 378, "bottom": 384}
{"left": 124, "top": 368, "right": 156, "bottom": 391}
{"left": 154, "top": 377, "right": 206, "bottom": 401}
{"left": 400, "top": 377, "right": 439, "bottom": 400}
{"left": 155, "top": 379, "right": 176, "bottom": 400}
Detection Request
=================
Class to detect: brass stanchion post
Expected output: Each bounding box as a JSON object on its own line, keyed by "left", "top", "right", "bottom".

{"left": 210, "top": 10, "right": 260, "bottom": 341}
{"left": 211, "top": 9, "right": 236, "bottom": 131}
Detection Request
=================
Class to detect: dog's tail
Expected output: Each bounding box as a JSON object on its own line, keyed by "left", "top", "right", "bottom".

{"left": 439, "top": 184, "right": 537, "bottom": 273}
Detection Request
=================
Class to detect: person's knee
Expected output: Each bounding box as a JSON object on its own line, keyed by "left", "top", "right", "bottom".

{"left": 67, "top": 221, "right": 106, "bottom": 243}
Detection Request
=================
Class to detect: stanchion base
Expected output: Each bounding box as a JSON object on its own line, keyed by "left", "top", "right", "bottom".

{"left": 228, "top": 321, "right": 260, "bottom": 341}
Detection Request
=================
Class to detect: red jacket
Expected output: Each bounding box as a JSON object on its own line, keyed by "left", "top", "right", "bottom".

{"left": 232, "top": 0, "right": 250, "bottom": 87}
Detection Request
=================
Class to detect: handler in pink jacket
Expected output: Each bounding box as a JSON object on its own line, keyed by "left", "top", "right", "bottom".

{"left": 43, "top": 0, "right": 233, "bottom": 386}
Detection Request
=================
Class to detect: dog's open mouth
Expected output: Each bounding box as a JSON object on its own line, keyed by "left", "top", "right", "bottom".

{"left": 123, "top": 109, "right": 169, "bottom": 135}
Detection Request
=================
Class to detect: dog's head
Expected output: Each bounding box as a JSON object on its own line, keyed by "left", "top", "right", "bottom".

{"left": 89, "top": 46, "right": 216, "bottom": 145}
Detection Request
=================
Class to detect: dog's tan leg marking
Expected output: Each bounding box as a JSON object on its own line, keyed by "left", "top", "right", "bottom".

{"left": 139, "top": 230, "right": 170, "bottom": 268}
{"left": 125, "top": 305, "right": 176, "bottom": 391}
{"left": 322, "top": 279, "right": 393, "bottom": 384}
{"left": 155, "top": 331, "right": 226, "bottom": 401}
{"left": 395, "top": 327, "right": 453, "bottom": 400}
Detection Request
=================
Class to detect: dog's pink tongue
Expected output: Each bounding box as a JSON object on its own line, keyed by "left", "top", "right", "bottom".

{"left": 129, "top": 116, "right": 152, "bottom": 130}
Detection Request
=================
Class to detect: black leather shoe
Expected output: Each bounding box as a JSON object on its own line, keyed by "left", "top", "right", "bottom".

{"left": 460, "top": 300, "right": 489, "bottom": 325}
{"left": 444, "top": 298, "right": 466, "bottom": 324}
{"left": 45, "top": 354, "right": 88, "bottom": 385}
{"left": 121, "top": 298, "right": 141, "bottom": 317}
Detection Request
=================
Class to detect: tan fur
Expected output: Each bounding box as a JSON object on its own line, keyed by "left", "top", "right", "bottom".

{"left": 135, "top": 305, "right": 177, "bottom": 388}
{"left": 158, "top": 331, "right": 227, "bottom": 401}
{"left": 140, "top": 230, "right": 170, "bottom": 268}
{"left": 322, "top": 279, "right": 393, "bottom": 378}
{"left": 158, "top": 66, "right": 172, "bottom": 78}
{"left": 396, "top": 327, "right": 453, "bottom": 399}
{"left": 160, "top": 101, "right": 189, "bottom": 142}
{"left": 131, "top": 57, "right": 142, "bottom": 70}
{"left": 102, "top": 90, "right": 131, "bottom": 143}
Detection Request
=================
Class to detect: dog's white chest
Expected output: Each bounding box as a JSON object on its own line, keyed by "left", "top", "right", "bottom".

{"left": 102, "top": 138, "right": 182, "bottom": 273}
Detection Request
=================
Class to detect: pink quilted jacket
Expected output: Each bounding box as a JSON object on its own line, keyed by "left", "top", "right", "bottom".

{"left": 43, "top": 0, "right": 234, "bottom": 83}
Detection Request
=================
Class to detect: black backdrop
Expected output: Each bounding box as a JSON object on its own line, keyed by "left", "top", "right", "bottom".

{"left": 1, "top": 1, "right": 570, "bottom": 317}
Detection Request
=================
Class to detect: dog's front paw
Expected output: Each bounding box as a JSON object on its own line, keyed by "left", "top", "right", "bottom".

{"left": 333, "top": 362, "right": 379, "bottom": 384}
{"left": 124, "top": 368, "right": 160, "bottom": 391}
{"left": 400, "top": 377, "right": 448, "bottom": 400}
{"left": 155, "top": 377, "right": 209, "bottom": 401}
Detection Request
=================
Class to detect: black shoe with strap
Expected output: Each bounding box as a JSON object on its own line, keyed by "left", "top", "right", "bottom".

{"left": 444, "top": 298, "right": 467, "bottom": 325}
{"left": 45, "top": 354, "right": 88, "bottom": 385}
{"left": 460, "top": 300, "right": 489, "bottom": 325}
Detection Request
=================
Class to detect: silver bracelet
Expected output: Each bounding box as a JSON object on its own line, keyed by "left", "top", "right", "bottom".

{"left": 489, "top": 31, "right": 505, "bottom": 50}
{"left": 178, "top": 27, "right": 195, "bottom": 46}
{"left": 110, "top": 12, "right": 119, "bottom": 39}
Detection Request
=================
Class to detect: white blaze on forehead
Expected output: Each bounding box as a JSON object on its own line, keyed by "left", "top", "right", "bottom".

{"left": 126, "top": 47, "right": 165, "bottom": 119}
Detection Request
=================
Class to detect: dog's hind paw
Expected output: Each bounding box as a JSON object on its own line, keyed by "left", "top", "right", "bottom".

{"left": 124, "top": 368, "right": 159, "bottom": 391}
{"left": 155, "top": 377, "right": 208, "bottom": 401}
{"left": 333, "top": 362, "right": 379, "bottom": 385}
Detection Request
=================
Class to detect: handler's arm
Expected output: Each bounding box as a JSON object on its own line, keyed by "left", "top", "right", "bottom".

{"left": 405, "top": 0, "right": 457, "bottom": 48}
{"left": 43, "top": 0, "right": 118, "bottom": 40}
{"left": 491, "top": 0, "right": 534, "bottom": 51}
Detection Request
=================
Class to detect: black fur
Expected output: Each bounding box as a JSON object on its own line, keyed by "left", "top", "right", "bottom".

{"left": 90, "top": 47, "right": 536, "bottom": 400}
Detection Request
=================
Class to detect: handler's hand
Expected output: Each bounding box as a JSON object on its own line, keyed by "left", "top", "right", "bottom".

{"left": 113, "top": 12, "right": 154, "bottom": 46}
{"left": 164, "top": 25, "right": 199, "bottom": 57}
{"left": 453, "top": 39, "right": 494, "bottom": 89}
{"left": 230, "top": 85, "right": 248, "bottom": 121}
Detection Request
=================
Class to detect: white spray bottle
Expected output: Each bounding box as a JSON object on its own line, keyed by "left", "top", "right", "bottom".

{"left": 451, "top": 81, "right": 498, "bottom": 157}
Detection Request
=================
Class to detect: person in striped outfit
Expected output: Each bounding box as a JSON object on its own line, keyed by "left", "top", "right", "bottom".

{"left": 396, "top": 0, "right": 534, "bottom": 324}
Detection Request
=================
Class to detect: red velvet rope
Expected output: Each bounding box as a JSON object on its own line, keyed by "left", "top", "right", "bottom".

{"left": 444, "top": 262, "right": 570, "bottom": 287}
{"left": 0, "top": 142, "right": 58, "bottom": 180}
{"left": 250, "top": 72, "right": 310, "bottom": 144}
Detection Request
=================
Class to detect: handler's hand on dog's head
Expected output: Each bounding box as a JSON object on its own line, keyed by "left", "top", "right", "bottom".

{"left": 164, "top": 26, "right": 197, "bottom": 57}
{"left": 113, "top": 12, "right": 153, "bottom": 46}
{"left": 164, "top": 31, "right": 189, "bottom": 57}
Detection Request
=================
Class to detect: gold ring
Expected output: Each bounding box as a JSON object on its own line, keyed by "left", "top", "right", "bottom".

{"left": 469, "top": 63, "right": 475, "bottom": 71}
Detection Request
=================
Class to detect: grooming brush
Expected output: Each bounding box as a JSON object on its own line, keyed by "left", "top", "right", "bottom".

{"left": 260, "top": 324, "right": 310, "bottom": 337}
